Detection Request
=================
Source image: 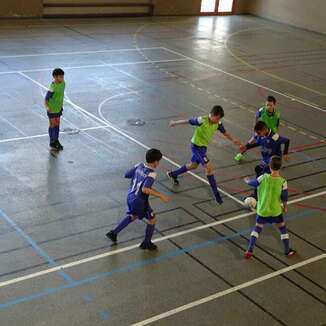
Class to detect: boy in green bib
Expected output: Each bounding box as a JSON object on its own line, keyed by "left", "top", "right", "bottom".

{"left": 167, "top": 106, "right": 242, "bottom": 205}
{"left": 244, "top": 156, "right": 296, "bottom": 258}
{"left": 45, "top": 68, "right": 65, "bottom": 151}
{"left": 235, "top": 96, "right": 280, "bottom": 162}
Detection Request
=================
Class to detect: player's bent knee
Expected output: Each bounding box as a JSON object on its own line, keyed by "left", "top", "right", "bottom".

{"left": 187, "top": 163, "right": 198, "bottom": 170}
{"left": 205, "top": 166, "right": 215, "bottom": 175}
{"left": 148, "top": 216, "right": 156, "bottom": 225}
{"left": 130, "top": 215, "right": 137, "bottom": 221}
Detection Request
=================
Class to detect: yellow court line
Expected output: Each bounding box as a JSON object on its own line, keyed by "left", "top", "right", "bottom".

{"left": 132, "top": 23, "right": 325, "bottom": 141}
{"left": 224, "top": 28, "right": 326, "bottom": 98}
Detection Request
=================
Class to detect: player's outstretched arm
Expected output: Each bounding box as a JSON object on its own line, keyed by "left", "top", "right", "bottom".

{"left": 240, "top": 139, "right": 260, "bottom": 153}
{"left": 223, "top": 132, "right": 242, "bottom": 146}
{"left": 169, "top": 119, "right": 190, "bottom": 127}
{"left": 142, "top": 187, "right": 171, "bottom": 203}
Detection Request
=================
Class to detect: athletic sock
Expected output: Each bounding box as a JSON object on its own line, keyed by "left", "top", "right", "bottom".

{"left": 248, "top": 225, "right": 263, "bottom": 252}
{"left": 144, "top": 224, "right": 155, "bottom": 244}
{"left": 49, "top": 127, "right": 55, "bottom": 144}
{"left": 113, "top": 216, "right": 133, "bottom": 234}
{"left": 279, "top": 226, "right": 290, "bottom": 254}
{"left": 171, "top": 165, "right": 188, "bottom": 178}
{"left": 207, "top": 174, "right": 223, "bottom": 203}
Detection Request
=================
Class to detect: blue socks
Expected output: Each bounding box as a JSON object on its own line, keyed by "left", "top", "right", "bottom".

{"left": 49, "top": 127, "right": 55, "bottom": 144}
{"left": 114, "top": 216, "right": 133, "bottom": 234}
{"left": 171, "top": 165, "right": 188, "bottom": 178}
{"left": 248, "top": 225, "right": 263, "bottom": 252}
{"left": 54, "top": 126, "right": 60, "bottom": 141}
{"left": 144, "top": 224, "right": 155, "bottom": 244}
{"left": 49, "top": 126, "right": 60, "bottom": 144}
{"left": 247, "top": 225, "right": 290, "bottom": 254}
{"left": 279, "top": 226, "right": 290, "bottom": 254}
{"left": 207, "top": 175, "right": 223, "bottom": 204}
{"left": 113, "top": 216, "right": 155, "bottom": 244}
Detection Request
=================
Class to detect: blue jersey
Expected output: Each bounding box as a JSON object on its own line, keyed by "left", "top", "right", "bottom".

{"left": 125, "top": 163, "right": 156, "bottom": 202}
{"left": 246, "top": 131, "right": 290, "bottom": 165}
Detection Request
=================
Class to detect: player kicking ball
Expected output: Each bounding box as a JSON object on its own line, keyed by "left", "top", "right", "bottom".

{"left": 167, "top": 105, "right": 242, "bottom": 205}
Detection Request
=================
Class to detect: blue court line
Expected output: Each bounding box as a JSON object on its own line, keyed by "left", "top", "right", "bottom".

{"left": 0, "top": 206, "right": 324, "bottom": 311}
{"left": 99, "top": 310, "right": 110, "bottom": 321}
{"left": 0, "top": 209, "right": 73, "bottom": 283}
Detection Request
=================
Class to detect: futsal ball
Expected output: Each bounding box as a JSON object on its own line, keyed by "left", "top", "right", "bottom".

{"left": 244, "top": 197, "right": 257, "bottom": 209}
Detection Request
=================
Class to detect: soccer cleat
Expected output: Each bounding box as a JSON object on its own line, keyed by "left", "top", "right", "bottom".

{"left": 234, "top": 153, "right": 244, "bottom": 162}
{"left": 244, "top": 250, "right": 253, "bottom": 259}
{"left": 215, "top": 195, "right": 223, "bottom": 205}
{"left": 50, "top": 142, "right": 59, "bottom": 151}
{"left": 166, "top": 171, "right": 179, "bottom": 186}
{"left": 285, "top": 248, "right": 296, "bottom": 257}
{"left": 106, "top": 231, "right": 117, "bottom": 243}
{"left": 56, "top": 140, "right": 64, "bottom": 151}
{"left": 139, "top": 241, "right": 158, "bottom": 251}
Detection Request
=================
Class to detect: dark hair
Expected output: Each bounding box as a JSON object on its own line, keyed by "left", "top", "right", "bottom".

{"left": 146, "top": 148, "right": 163, "bottom": 163}
{"left": 210, "top": 105, "right": 224, "bottom": 118}
{"left": 254, "top": 120, "right": 268, "bottom": 132}
{"left": 267, "top": 96, "right": 276, "bottom": 104}
{"left": 52, "top": 68, "right": 65, "bottom": 77}
{"left": 270, "top": 156, "right": 282, "bottom": 171}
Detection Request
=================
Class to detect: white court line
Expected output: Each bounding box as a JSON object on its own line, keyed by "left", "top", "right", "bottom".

{"left": 18, "top": 71, "right": 244, "bottom": 206}
{"left": 0, "top": 47, "right": 162, "bottom": 59}
{"left": 0, "top": 125, "right": 110, "bottom": 144}
{"left": 10, "top": 72, "right": 325, "bottom": 288}
{"left": 0, "top": 58, "right": 189, "bottom": 76}
{"left": 0, "top": 190, "right": 324, "bottom": 289}
{"left": 131, "top": 253, "right": 326, "bottom": 326}
{"left": 161, "top": 47, "right": 326, "bottom": 113}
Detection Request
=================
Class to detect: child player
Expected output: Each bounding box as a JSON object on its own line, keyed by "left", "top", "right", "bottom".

{"left": 240, "top": 120, "right": 290, "bottom": 179}
{"left": 235, "top": 96, "right": 280, "bottom": 162}
{"left": 244, "top": 155, "right": 296, "bottom": 258}
{"left": 45, "top": 68, "right": 65, "bottom": 151}
{"left": 106, "top": 149, "right": 170, "bottom": 251}
{"left": 167, "top": 105, "right": 242, "bottom": 205}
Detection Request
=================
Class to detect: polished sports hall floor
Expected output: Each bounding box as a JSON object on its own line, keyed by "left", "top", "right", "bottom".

{"left": 0, "top": 15, "right": 325, "bottom": 326}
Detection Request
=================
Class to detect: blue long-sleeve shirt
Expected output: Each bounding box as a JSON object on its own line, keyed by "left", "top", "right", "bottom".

{"left": 245, "top": 131, "right": 290, "bottom": 164}
{"left": 124, "top": 163, "right": 156, "bottom": 202}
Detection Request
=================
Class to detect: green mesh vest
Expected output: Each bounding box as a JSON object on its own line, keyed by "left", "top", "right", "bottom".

{"left": 258, "top": 107, "right": 280, "bottom": 133}
{"left": 191, "top": 116, "right": 222, "bottom": 147}
{"left": 48, "top": 82, "right": 65, "bottom": 113}
{"left": 257, "top": 174, "right": 286, "bottom": 217}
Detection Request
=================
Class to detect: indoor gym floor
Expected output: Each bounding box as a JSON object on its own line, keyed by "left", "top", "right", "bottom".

{"left": 0, "top": 14, "right": 325, "bottom": 326}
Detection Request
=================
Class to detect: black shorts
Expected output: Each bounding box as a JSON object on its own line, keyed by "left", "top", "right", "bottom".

{"left": 47, "top": 109, "right": 63, "bottom": 119}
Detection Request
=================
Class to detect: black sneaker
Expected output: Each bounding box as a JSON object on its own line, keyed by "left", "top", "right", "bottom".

{"left": 215, "top": 194, "right": 223, "bottom": 205}
{"left": 285, "top": 248, "right": 296, "bottom": 257}
{"left": 55, "top": 140, "right": 64, "bottom": 151}
{"left": 106, "top": 231, "right": 117, "bottom": 243}
{"left": 139, "top": 241, "right": 158, "bottom": 251}
{"left": 50, "top": 142, "right": 59, "bottom": 151}
{"left": 167, "top": 171, "right": 179, "bottom": 186}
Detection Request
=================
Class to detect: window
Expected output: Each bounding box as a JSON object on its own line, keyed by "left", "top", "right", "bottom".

{"left": 200, "top": 0, "right": 216, "bottom": 13}
{"left": 200, "top": 0, "right": 234, "bottom": 15}
{"left": 217, "top": 0, "right": 234, "bottom": 13}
